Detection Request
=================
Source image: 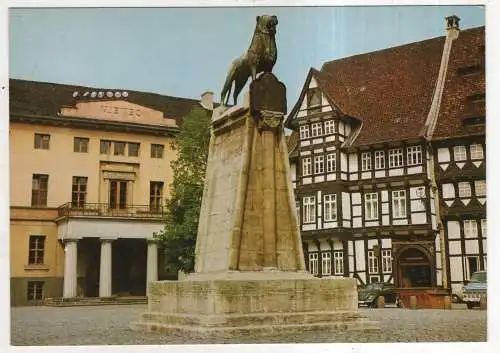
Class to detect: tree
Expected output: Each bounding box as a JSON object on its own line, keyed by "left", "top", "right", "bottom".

{"left": 154, "top": 106, "right": 211, "bottom": 274}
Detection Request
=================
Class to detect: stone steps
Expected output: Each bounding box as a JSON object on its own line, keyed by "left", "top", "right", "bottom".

{"left": 44, "top": 296, "right": 147, "bottom": 307}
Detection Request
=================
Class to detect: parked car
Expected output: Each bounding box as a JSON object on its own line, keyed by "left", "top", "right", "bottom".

{"left": 358, "top": 282, "right": 399, "bottom": 308}
{"left": 462, "top": 271, "right": 487, "bottom": 309}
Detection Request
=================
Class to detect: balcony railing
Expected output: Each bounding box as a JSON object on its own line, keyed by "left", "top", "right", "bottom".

{"left": 57, "top": 202, "right": 164, "bottom": 219}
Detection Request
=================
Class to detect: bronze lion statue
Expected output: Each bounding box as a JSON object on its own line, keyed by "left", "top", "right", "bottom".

{"left": 220, "top": 15, "right": 278, "bottom": 106}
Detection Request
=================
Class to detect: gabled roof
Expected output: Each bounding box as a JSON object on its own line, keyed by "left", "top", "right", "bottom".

{"left": 286, "top": 26, "right": 485, "bottom": 148}
{"left": 285, "top": 131, "right": 299, "bottom": 159}
{"left": 9, "top": 79, "right": 210, "bottom": 125}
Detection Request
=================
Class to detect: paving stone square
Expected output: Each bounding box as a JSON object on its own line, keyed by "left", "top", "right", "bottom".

{"left": 10, "top": 304, "right": 486, "bottom": 345}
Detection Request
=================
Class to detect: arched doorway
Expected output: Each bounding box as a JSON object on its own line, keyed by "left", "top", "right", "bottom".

{"left": 395, "top": 246, "right": 434, "bottom": 288}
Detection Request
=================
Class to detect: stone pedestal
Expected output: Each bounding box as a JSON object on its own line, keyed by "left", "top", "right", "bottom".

{"left": 131, "top": 73, "right": 377, "bottom": 337}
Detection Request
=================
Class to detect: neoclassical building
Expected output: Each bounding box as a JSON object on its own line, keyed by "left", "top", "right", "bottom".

{"left": 285, "top": 17, "right": 485, "bottom": 296}
{"left": 9, "top": 78, "right": 214, "bottom": 305}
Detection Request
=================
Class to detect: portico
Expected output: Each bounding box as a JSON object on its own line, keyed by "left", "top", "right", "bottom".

{"left": 57, "top": 203, "right": 164, "bottom": 299}
{"left": 62, "top": 236, "right": 159, "bottom": 299}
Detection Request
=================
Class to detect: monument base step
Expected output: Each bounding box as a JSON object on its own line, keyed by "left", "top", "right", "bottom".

{"left": 131, "top": 311, "right": 378, "bottom": 338}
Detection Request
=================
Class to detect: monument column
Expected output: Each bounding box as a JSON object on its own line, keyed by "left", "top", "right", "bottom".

{"left": 146, "top": 239, "right": 158, "bottom": 290}
{"left": 99, "top": 238, "right": 114, "bottom": 297}
{"left": 63, "top": 239, "right": 79, "bottom": 298}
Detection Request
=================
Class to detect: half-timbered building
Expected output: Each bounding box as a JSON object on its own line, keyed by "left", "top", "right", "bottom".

{"left": 285, "top": 17, "right": 485, "bottom": 293}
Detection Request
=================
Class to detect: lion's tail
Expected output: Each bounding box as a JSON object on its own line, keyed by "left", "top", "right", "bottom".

{"left": 220, "top": 57, "right": 242, "bottom": 106}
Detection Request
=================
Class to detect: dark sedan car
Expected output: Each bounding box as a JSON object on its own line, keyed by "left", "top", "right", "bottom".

{"left": 358, "top": 282, "right": 399, "bottom": 308}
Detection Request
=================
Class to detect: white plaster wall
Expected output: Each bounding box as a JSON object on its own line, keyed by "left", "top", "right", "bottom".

{"left": 349, "top": 154, "right": 358, "bottom": 172}
{"left": 341, "top": 153, "right": 347, "bottom": 172}
{"left": 448, "top": 241, "right": 462, "bottom": 255}
{"left": 381, "top": 190, "right": 388, "bottom": 202}
{"left": 382, "top": 215, "right": 390, "bottom": 226}
{"left": 353, "top": 217, "right": 362, "bottom": 228}
{"left": 437, "top": 147, "right": 450, "bottom": 162}
{"left": 355, "top": 240, "right": 365, "bottom": 271}
{"left": 381, "top": 238, "right": 391, "bottom": 248}
{"left": 307, "top": 242, "right": 318, "bottom": 252}
{"left": 342, "top": 192, "right": 351, "bottom": 220}
{"left": 450, "top": 257, "right": 463, "bottom": 282}
{"left": 407, "top": 166, "right": 423, "bottom": 174}
{"left": 352, "top": 205, "right": 361, "bottom": 216}
{"left": 447, "top": 221, "right": 461, "bottom": 239}
{"left": 388, "top": 168, "right": 404, "bottom": 176}
{"left": 290, "top": 163, "right": 296, "bottom": 181}
{"left": 442, "top": 184, "right": 455, "bottom": 198}
{"left": 352, "top": 193, "right": 361, "bottom": 205}
{"left": 309, "top": 77, "right": 318, "bottom": 88}
{"left": 411, "top": 213, "right": 427, "bottom": 224}
{"left": 319, "top": 240, "right": 331, "bottom": 251}
{"left": 411, "top": 200, "right": 425, "bottom": 212}
{"left": 465, "top": 240, "right": 479, "bottom": 254}
{"left": 393, "top": 219, "right": 408, "bottom": 226}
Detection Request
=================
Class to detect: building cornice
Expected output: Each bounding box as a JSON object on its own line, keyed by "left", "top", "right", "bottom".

{"left": 10, "top": 113, "right": 180, "bottom": 137}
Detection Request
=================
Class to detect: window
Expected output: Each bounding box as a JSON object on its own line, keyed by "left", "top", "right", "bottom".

{"left": 361, "top": 152, "right": 372, "bottom": 171}
{"left": 368, "top": 250, "right": 379, "bottom": 274}
{"left": 28, "top": 236, "right": 45, "bottom": 265}
{"left": 151, "top": 144, "right": 164, "bottom": 158}
{"left": 100, "top": 140, "right": 111, "bottom": 154}
{"left": 392, "top": 190, "right": 407, "bottom": 219}
{"left": 302, "top": 157, "right": 312, "bottom": 176}
{"left": 31, "top": 174, "right": 48, "bottom": 207}
{"left": 407, "top": 146, "right": 422, "bottom": 165}
{"left": 333, "top": 251, "right": 344, "bottom": 275}
{"left": 114, "top": 142, "right": 126, "bottom": 156}
{"left": 311, "top": 122, "right": 323, "bottom": 137}
{"left": 73, "top": 137, "right": 89, "bottom": 153}
{"left": 324, "top": 120, "right": 335, "bottom": 135}
{"left": 324, "top": 194, "right": 337, "bottom": 221}
{"left": 382, "top": 249, "right": 392, "bottom": 273}
{"left": 109, "top": 180, "right": 127, "bottom": 209}
{"left": 308, "top": 253, "right": 319, "bottom": 275}
{"left": 458, "top": 182, "right": 471, "bottom": 198}
{"left": 321, "top": 252, "right": 331, "bottom": 275}
{"left": 364, "top": 193, "right": 379, "bottom": 220}
{"left": 71, "top": 177, "right": 87, "bottom": 207}
{"left": 128, "top": 143, "right": 140, "bottom": 157}
{"left": 454, "top": 146, "right": 467, "bottom": 161}
{"left": 34, "top": 133, "right": 50, "bottom": 149}
{"left": 326, "top": 153, "right": 336, "bottom": 172}
{"left": 375, "top": 151, "right": 385, "bottom": 170}
{"left": 481, "top": 219, "right": 487, "bottom": 237}
{"left": 299, "top": 125, "right": 310, "bottom": 140}
{"left": 467, "top": 256, "right": 480, "bottom": 279}
{"left": 27, "top": 281, "right": 44, "bottom": 301}
{"left": 369, "top": 276, "right": 380, "bottom": 284}
{"left": 303, "top": 196, "right": 316, "bottom": 223}
{"left": 388, "top": 148, "right": 403, "bottom": 168}
{"left": 314, "top": 155, "right": 324, "bottom": 174}
{"left": 150, "top": 181, "right": 164, "bottom": 213}
{"left": 464, "top": 220, "right": 478, "bottom": 238}
{"left": 475, "top": 180, "right": 486, "bottom": 197}
{"left": 470, "top": 144, "right": 484, "bottom": 160}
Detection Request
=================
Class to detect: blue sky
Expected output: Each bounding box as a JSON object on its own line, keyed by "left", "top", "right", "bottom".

{"left": 9, "top": 6, "right": 485, "bottom": 110}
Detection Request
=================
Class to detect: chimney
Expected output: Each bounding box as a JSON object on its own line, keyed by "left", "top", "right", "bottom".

{"left": 445, "top": 15, "right": 460, "bottom": 40}
{"left": 422, "top": 14, "right": 461, "bottom": 139}
{"left": 200, "top": 91, "right": 214, "bottom": 111}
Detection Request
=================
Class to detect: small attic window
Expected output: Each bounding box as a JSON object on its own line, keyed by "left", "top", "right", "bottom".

{"left": 457, "top": 65, "right": 481, "bottom": 76}
{"left": 307, "top": 87, "right": 322, "bottom": 114}
{"left": 463, "top": 116, "right": 485, "bottom": 126}
{"left": 467, "top": 93, "right": 485, "bottom": 104}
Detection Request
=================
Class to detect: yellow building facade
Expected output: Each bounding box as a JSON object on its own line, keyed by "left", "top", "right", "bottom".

{"left": 9, "top": 79, "right": 214, "bottom": 305}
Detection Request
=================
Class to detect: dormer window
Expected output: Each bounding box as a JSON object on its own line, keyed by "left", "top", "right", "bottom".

{"left": 467, "top": 93, "right": 485, "bottom": 104}
{"left": 463, "top": 116, "right": 485, "bottom": 126}
{"left": 307, "top": 88, "right": 322, "bottom": 114}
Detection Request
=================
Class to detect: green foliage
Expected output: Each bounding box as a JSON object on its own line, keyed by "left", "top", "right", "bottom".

{"left": 154, "top": 106, "right": 211, "bottom": 273}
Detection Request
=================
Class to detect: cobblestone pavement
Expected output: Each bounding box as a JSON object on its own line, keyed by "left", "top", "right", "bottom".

{"left": 11, "top": 304, "right": 486, "bottom": 345}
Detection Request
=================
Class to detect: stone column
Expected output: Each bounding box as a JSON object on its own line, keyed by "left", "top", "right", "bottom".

{"left": 63, "top": 239, "right": 79, "bottom": 298}
{"left": 99, "top": 238, "right": 114, "bottom": 297}
{"left": 147, "top": 240, "right": 158, "bottom": 291}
